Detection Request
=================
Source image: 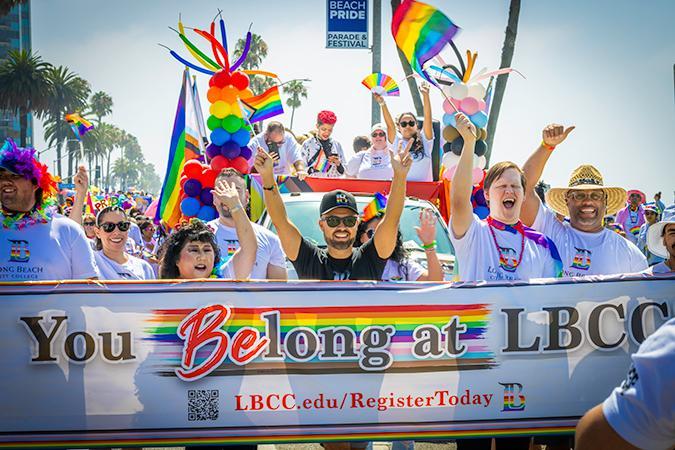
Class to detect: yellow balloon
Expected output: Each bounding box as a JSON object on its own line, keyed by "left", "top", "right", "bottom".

{"left": 229, "top": 102, "right": 243, "bottom": 118}
{"left": 209, "top": 101, "right": 231, "bottom": 119}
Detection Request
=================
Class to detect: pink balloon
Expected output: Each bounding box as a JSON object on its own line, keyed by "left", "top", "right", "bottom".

{"left": 442, "top": 99, "right": 455, "bottom": 115}
{"left": 443, "top": 165, "right": 458, "bottom": 180}
{"left": 472, "top": 167, "right": 484, "bottom": 185}
{"left": 460, "top": 97, "right": 480, "bottom": 116}
{"left": 478, "top": 99, "right": 487, "bottom": 111}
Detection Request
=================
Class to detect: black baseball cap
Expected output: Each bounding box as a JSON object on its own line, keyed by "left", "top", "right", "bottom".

{"left": 320, "top": 190, "right": 358, "bottom": 215}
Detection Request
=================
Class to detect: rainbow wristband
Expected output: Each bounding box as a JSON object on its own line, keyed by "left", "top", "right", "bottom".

{"left": 421, "top": 241, "right": 437, "bottom": 250}
{"left": 541, "top": 141, "right": 556, "bottom": 151}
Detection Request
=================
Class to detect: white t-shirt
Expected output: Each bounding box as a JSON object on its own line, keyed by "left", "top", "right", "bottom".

{"left": 302, "top": 136, "right": 347, "bottom": 178}
{"left": 128, "top": 221, "right": 143, "bottom": 247}
{"left": 533, "top": 203, "right": 648, "bottom": 277}
{"left": 450, "top": 214, "right": 559, "bottom": 282}
{"left": 381, "top": 259, "right": 425, "bottom": 281}
{"left": 345, "top": 148, "right": 393, "bottom": 180}
{"left": 248, "top": 131, "right": 303, "bottom": 176}
{"left": 602, "top": 317, "right": 675, "bottom": 450}
{"left": 391, "top": 131, "right": 434, "bottom": 182}
{"left": 94, "top": 251, "right": 155, "bottom": 280}
{"left": 0, "top": 214, "right": 98, "bottom": 281}
{"left": 642, "top": 261, "right": 672, "bottom": 274}
{"left": 207, "top": 219, "right": 286, "bottom": 280}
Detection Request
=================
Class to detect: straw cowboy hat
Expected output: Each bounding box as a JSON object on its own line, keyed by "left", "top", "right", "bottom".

{"left": 545, "top": 165, "right": 626, "bottom": 217}
{"left": 647, "top": 204, "right": 675, "bottom": 258}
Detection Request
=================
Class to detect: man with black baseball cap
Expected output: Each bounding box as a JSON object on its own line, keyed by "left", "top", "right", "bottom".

{"left": 254, "top": 141, "right": 412, "bottom": 281}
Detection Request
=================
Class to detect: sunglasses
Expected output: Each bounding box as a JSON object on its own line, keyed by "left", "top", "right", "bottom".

{"left": 322, "top": 216, "right": 358, "bottom": 228}
{"left": 99, "top": 221, "right": 131, "bottom": 233}
{"left": 83, "top": 221, "right": 96, "bottom": 226}
{"left": 567, "top": 191, "right": 605, "bottom": 202}
{"left": 399, "top": 120, "right": 416, "bottom": 128}
{"left": 371, "top": 131, "right": 385, "bottom": 138}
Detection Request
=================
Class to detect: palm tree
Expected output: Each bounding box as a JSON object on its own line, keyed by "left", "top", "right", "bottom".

{"left": 89, "top": 91, "right": 113, "bottom": 124}
{"left": 43, "top": 65, "right": 90, "bottom": 178}
{"left": 82, "top": 122, "right": 116, "bottom": 187}
{"left": 485, "top": 0, "right": 521, "bottom": 165}
{"left": 283, "top": 80, "right": 308, "bottom": 131}
{"left": 0, "top": 50, "right": 51, "bottom": 147}
{"left": 112, "top": 157, "right": 138, "bottom": 191}
{"left": 0, "top": 0, "right": 26, "bottom": 15}
{"left": 390, "top": 0, "right": 423, "bottom": 116}
{"left": 233, "top": 33, "right": 274, "bottom": 96}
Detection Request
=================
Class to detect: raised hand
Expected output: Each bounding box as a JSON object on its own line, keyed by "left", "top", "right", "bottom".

{"left": 455, "top": 112, "right": 477, "bottom": 143}
{"left": 415, "top": 208, "right": 437, "bottom": 246}
{"left": 253, "top": 146, "right": 275, "bottom": 178}
{"left": 390, "top": 138, "right": 413, "bottom": 177}
{"left": 212, "top": 179, "right": 243, "bottom": 212}
{"left": 542, "top": 124, "right": 575, "bottom": 148}
{"left": 419, "top": 81, "right": 431, "bottom": 96}
{"left": 73, "top": 165, "right": 88, "bottom": 195}
{"left": 373, "top": 93, "right": 385, "bottom": 106}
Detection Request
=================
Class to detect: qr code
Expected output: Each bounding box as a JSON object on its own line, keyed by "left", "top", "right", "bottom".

{"left": 188, "top": 389, "right": 219, "bottom": 421}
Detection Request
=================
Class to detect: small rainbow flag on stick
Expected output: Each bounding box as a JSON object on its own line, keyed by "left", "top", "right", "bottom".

{"left": 65, "top": 113, "right": 94, "bottom": 140}
{"left": 311, "top": 150, "right": 330, "bottom": 174}
{"left": 240, "top": 85, "right": 284, "bottom": 123}
{"left": 361, "top": 192, "right": 388, "bottom": 223}
{"left": 391, "top": 0, "right": 460, "bottom": 85}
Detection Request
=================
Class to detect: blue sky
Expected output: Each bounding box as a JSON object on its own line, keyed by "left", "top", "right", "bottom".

{"left": 31, "top": 0, "right": 674, "bottom": 202}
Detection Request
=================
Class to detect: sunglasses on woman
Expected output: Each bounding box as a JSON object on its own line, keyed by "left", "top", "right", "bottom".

{"left": 99, "top": 221, "right": 131, "bottom": 233}
{"left": 322, "top": 216, "right": 358, "bottom": 228}
{"left": 83, "top": 221, "right": 96, "bottom": 226}
{"left": 399, "top": 120, "right": 416, "bottom": 128}
{"left": 371, "top": 131, "right": 385, "bottom": 138}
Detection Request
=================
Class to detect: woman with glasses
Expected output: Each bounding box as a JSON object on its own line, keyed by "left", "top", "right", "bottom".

{"left": 93, "top": 206, "right": 155, "bottom": 280}
{"left": 82, "top": 213, "right": 97, "bottom": 240}
{"left": 345, "top": 123, "right": 393, "bottom": 180}
{"left": 376, "top": 81, "right": 435, "bottom": 182}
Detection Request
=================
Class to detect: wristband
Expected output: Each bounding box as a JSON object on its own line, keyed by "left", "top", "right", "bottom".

{"left": 229, "top": 204, "right": 243, "bottom": 214}
{"left": 421, "top": 241, "right": 437, "bottom": 250}
{"left": 263, "top": 185, "right": 276, "bottom": 191}
{"left": 541, "top": 141, "right": 556, "bottom": 151}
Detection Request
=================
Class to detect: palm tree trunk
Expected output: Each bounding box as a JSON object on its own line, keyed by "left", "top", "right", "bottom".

{"left": 391, "top": 0, "right": 424, "bottom": 117}
{"left": 290, "top": 107, "right": 296, "bottom": 130}
{"left": 56, "top": 139, "right": 63, "bottom": 179}
{"left": 485, "top": 0, "right": 521, "bottom": 165}
{"left": 19, "top": 107, "right": 28, "bottom": 148}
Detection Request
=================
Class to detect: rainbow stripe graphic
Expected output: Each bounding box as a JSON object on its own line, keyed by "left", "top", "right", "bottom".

{"left": 500, "top": 382, "right": 526, "bottom": 412}
{"left": 571, "top": 248, "right": 592, "bottom": 271}
{"left": 629, "top": 225, "right": 640, "bottom": 237}
{"left": 312, "top": 150, "right": 330, "bottom": 173}
{"left": 361, "top": 72, "right": 400, "bottom": 96}
{"left": 240, "top": 85, "right": 284, "bottom": 123}
{"left": 391, "top": 0, "right": 460, "bottom": 84}
{"left": 144, "top": 303, "right": 494, "bottom": 376}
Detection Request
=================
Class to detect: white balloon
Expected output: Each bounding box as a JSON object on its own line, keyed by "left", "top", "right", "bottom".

{"left": 448, "top": 83, "right": 469, "bottom": 100}
{"left": 476, "top": 155, "right": 487, "bottom": 169}
{"left": 467, "top": 83, "right": 487, "bottom": 100}
{"left": 442, "top": 151, "right": 460, "bottom": 169}
{"left": 441, "top": 85, "right": 454, "bottom": 99}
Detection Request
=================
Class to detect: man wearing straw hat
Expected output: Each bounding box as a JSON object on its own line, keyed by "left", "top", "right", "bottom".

{"left": 521, "top": 125, "right": 647, "bottom": 277}
{"left": 643, "top": 204, "right": 675, "bottom": 274}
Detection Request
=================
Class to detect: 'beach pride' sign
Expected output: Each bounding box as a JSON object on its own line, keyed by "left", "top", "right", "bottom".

{"left": 0, "top": 275, "right": 673, "bottom": 448}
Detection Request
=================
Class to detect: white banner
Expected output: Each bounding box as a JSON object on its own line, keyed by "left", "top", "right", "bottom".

{"left": 1, "top": 275, "right": 673, "bottom": 448}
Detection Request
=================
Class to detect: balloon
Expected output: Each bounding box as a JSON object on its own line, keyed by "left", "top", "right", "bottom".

{"left": 210, "top": 128, "right": 230, "bottom": 146}
{"left": 211, "top": 70, "right": 231, "bottom": 88}
{"left": 179, "top": 175, "right": 189, "bottom": 188}
{"left": 240, "top": 88, "right": 254, "bottom": 99}
{"left": 230, "top": 72, "right": 250, "bottom": 90}
{"left": 474, "top": 189, "right": 487, "bottom": 206}
{"left": 477, "top": 128, "right": 488, "bottom": 140}
{"left": 221, "top": 86, "right": 239, "bottom": 103}
{"left": 200, "top": 188, "right": 214, "bottom": 206}
{"left": 442, "top": 142, "right": 453, "bottom": 154}
{"left": 474, "top": 205, "right": 489, "bottom": 219}
{"left": 442, "top": 113, "right": 456, "bottom": 127}
{"left": 221, "top": 140, "right": 241, "bottom": 159}
{"left": 210, "top": 155, "right": 229, "bottom": 172}
{"left": 442, "top": 165, "right": 458, "bottom": 181}
{"left": 451, "top": 136, "right": 464, "bottom": 155}
{"left": 183, "top": 178, "right": 202, "bottom": 197}
{"left": 476, "top": 155, "right": 487, "bottom": 170}
{"left": 207, "top": 115, "right": 222, "bottom": 131}
{"left": 229, "top": 101, "right": 243, "bottom": 117}
{"left": 442, "top": 99, "right": 457, "bottom": 115}
{"left": 222, "top": 114, "right": 242, "bottom": 133}
{"left": 478, "top": 100, "right": 487, "bottom": 112}
{"left": 474, "top": 140, "right": 488, "bottom": 157}
{"left": 472, "top": 167, "right": 484, "bottom": 185}
{"left": 231, "top": 128, "right": 251, "bottom": 147}
{"left": 210, "top": 101, "right": 231, "bottom": 119}
{"left": 460, "top": 97, "right": 480, "bottom": 116}
{"left": 442, "top": 151, "right": 460, "bottom": 170}
{"left": 180, "top": 197, "right": 201, "bottom": 217}
{"left": 469, "top": 111, "right": 488, "bottom": 128}
{"left": 229, "top": 156, "right": 250, "bottom": 174}
{"left": 197, "top": 205, "right": 218, "bottom": 221}
{"left": 206, "top": 143, "right": 221, "bottom": 160}
{"left": 467, "top": 83, "right": 486, "bottom": 100}
{"left": 201, "top": 168, "right": 218, "bottom": 188}
{"left": 207, "top": 87, "right": 222, "bottom": 104}
{"left": 448, "top": 83, "right": 469, "bottom": 100}
{"left": 239, "top": 145, "right": 253, "bottom": 161}
{"left": 183, "top": 160, "right": 203, "bottom": 179}
{"left": 443, "top": 125, "right": 460, "bottom": 143}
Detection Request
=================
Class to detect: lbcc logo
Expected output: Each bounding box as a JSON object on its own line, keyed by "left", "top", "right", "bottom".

{"left": 9, "top": 239, "right": 30, "bottom": 263}
{"left": 499, "top": 382, "right": 526, "bottom": 412}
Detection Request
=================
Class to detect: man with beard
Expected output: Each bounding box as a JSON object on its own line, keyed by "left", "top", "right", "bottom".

{"left": 521, "top": 124, "right": 647, "bottom": 277}
{"left": 254, "top": 141, "right": 412, "bottom": 281}
{"left": 207, "top": 168, "right": 287, "bottom": 280}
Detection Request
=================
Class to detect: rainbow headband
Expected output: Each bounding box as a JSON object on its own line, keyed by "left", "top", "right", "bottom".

{"left": 0, "top": 138, "right": 58, "bottom": 200}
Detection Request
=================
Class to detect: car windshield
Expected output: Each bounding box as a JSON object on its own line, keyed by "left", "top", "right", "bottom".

{"left": 271, "top": 199, "right": 454, "bottom": 255}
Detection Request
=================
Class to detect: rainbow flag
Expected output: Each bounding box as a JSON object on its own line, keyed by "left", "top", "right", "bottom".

{"left": 240, "top": 85, "right": 284, "bottom": 123}
{"left": 65, "top": 113, "right": 94, "bottom": 140}
{"left": 311, "top": 150, "right": 330, "bottom": 174}
{"left": 156, "top": 69, "right": 203, "bottom": 228}
{"left": 391, "top": 0, "right": 460, "bottom": 84}
{"left": 361, "top": 192, "right": 387, "bottom": 223}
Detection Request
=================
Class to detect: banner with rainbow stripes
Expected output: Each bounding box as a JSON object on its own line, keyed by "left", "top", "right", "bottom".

{"left": 1, "top": 276, "right": 673, "bottom": 448}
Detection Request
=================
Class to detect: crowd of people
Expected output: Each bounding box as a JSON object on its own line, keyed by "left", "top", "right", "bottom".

{"left": 1, "top": 79, "right": 673, "bottom": 449}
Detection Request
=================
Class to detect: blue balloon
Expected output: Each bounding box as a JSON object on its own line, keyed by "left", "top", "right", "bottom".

{"left": 451, "top": 137, "right": 464, "bottom": 155}
{"left": 180, "top": 197, "right": 201, "bottom": 217}
{"left": 197, "top": 205, "right": 217, "bottom": 221}
{"left": 474, "top": 139, "right": 487, "bottom": 157}
{"left": 183, "top": 179, "right": 202, "bottom": 197}
{"left": 239, "top": 145, "right": 252, "bottom": 161}
{"left": 474, "top": 188, "right": 487, "bottom": 206}
{"left": 474, "top": 205, "right": 489, "bottom": 219}
{"left": 442, "top": 113, "right": 456, "bottom": 127}
{"left": 469, "top": 111, "right": 488, "bottom": 129}
{"left": 221, "top": 140, "right": 241, "bottom": 159}
{"left": 200, "top": 188, "right": 214, "bottom": 206}
{"left": 206, "top": 143, "right": 221, "bottom": 159}
{"left": 232, "top": 128, "right": 251, "bottom": 147}
{"left": 210, "top": 128, "right": 231, "bottom": 146}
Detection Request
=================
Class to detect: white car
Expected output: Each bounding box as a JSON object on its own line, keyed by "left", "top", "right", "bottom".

{"left": 258, "top": 192, "right": 456, "bottom": 280}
